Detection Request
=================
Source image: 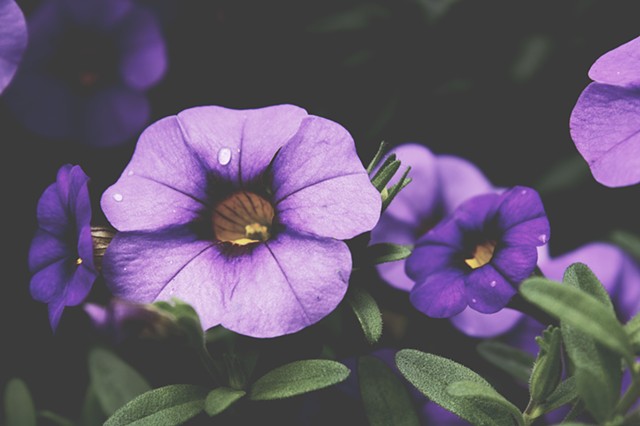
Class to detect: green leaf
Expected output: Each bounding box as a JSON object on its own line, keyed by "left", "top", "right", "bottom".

{"left": 38, "top": 411, "right": 74, "bottom": 426}
{"left": 346, "top": 285, "right": 383, "bottom": 345}
{"left": 367, "top": 243, "right": 413, "bottom": 265}
{"left": 366, "top": 141, "right": 389, "bottom": 174}
{"left": 82, "top": 385, "right": 107, "bottom": 426}
{"left": 529, "top": 327, "right": 563, "bottom": 403}
{"left": 370, "top": 154, "right": 400, "bottom": 192}
{"left": 4, "top": 378, "right": 36, "bottom": 426}
{"left": 204, "top": 388, "right": 245, "bottom": 416}
{"left": 537, "top": 377, "right": 578, "bottom": 414}
{"left": 153, "top": 299, "right": 204, "bottom": 348}
{"left": 358, "top": 356, "right": 420, "bottom": 426}
{"left": 535, "top": 155, "right": 590, "bottom": 195}
{"left": 249, "top": 360, "right": 350, "bottom": 400}
{"left": 395, "top": 349, "right": 518, "bottom": 426}
{"left": 446, "top": 381, "right": 524, "bottom": 426}
{"left": 622, "top": 409, "right": 640, "bottom": 425}
{"left": 611, "top": 229, "right": 640, "bottom": 261}
{"left": 563, "top": 262, "right": 614, "bottom": 310}
{"left": 476, "top": 340, "right": 534, "bottom": 384}
{"left": 625, "top": 312, "right": 640, "bottom": 353}
{"left": 381, "top": 167, "right": 412, "bottom": 212}
{"left": 519, "top": 278, "right": 633, "bottom": 360}
{"left": 89, "top": 347, "right": 152, "bottom": 416}
{"left": 104, "top": 384, "right": 207, "bottom": 426}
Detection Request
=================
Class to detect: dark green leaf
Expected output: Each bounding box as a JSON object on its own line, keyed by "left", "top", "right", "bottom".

{"left": 538, "top": 377, "right": 578, "bottom": 414}
{"left": 622, "top": 409, "right": 640, "bottom": 425}
{"left": 82, "top": 385, "right": 107, "bottom": 426}
{"left": 395, "top": 349, "right": 517, "bottom": 426}
{"left": 611, "top": 229, "right": 640, "bottom": 261}
{"left": 249, "top": 360, "right": 350, "bottom": 400}
{"left": 563, "top": 263, "right": 614, "bottom": 310}
{"left": 104, "top": 384, "right": 207, "bottom": 426}
{"left": 625, "top": 313, "right": 640, "bottom": 353}
{"left": 366, "top": 141, "right": 389, "bottom": 174}
{"left": 367, "top": 243, "right": 412, "bottom": 265}
{"left": 381, "top": 168, "right": 411, "bottom": 212}
{"left": 358, "top": 356, "right": 420, "bottom": 426}
{"left": 446, "top": 381, "right": 524, "bottom": 426}
{"left": 549, "top": 423, "right": 592, "bottom": 426}
{"left": 204, "top": 388, "right": 245, "bottom": 416}
{"left": 530, "top": 327, "right": 563, "bottom": 403}
{"left": 4, "top": 378, "right": 36, "bottom": 426}
{"left": 89, "top": 347, "right": 152, "bottom": 416}
{"left": 476, "top": 340, "right": 534, "bottom": 384}
{"left": 346, "top": 285, "right": 383, "bottom": 345}
{"left": 38, "top": 411, "right": 74, "bottom": 426}
{"left": 519, "top": 278, "right": 633, "bottom": 360}
{"left": 535, "top": 155, "right": 590, "bottom": 195}
{"left": 370, "top": 155, "right": 400, "bottom": 192}
{"left": 153, "top": 298, "right": 204, "bottom": 348}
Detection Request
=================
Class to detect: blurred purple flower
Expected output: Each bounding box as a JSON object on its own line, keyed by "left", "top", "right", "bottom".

{"left": 370, "top": 143, "right": 493, "bottom": 291}
{"left": 406, "top": 186, "right": 550, "bottom": 318}
{"left": 569, "top": 35, "right": 640, "bottom": 187}
{"left": 0, "top": 0, "right": 27, "bottom": 94}
{"left": 28, "top": 164, "right": 98, "bottom": 331}
{"left": 3, "top": 0, "right": 167, "bottom": 147}
{"left": 100, "top": 104, "right": 381, "bottom": 338}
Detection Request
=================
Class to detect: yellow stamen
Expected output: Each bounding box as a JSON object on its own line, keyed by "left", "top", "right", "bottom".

{"left": 464, "top": 240, "right": 496, "bottom": 269}
{"left": 212, "top": 192, "right": 274, "bottom": 246}
{"left": 76, "top": 257, "right": 83, "bottom": 265}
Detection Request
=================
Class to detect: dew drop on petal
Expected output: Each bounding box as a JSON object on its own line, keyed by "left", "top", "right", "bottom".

{"left": 471, "top": 298, "right": 477, "bottom": 304}
{"left": 538, "top": 234, "right": 548, "bottom": 243}
{"left": 490, "top": 280, "right": 497, "bottom": 287}
{"left": 521, "top": 189, "right": 527, "bottom": 195}
{"left": 218, "top": 147, "right": 232, "bottom": 166}
{"left": 113, "top": 193, "right": 123, "bottom": 202}
{"left": 127, "top": 170, "right": 134, "bottom": 176}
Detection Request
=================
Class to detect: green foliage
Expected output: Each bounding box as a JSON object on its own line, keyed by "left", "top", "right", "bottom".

{"left": 358, "top": 355, "right": 420, "bottom": 426}
{"left": 153, "top": 299, "right": 203, "bottom": 349}
{"left": 535, "top": 377, "right": 578, "bottom": 415}
{"left": 204, "top": 388, "right": 246, "bottom": 416}
{"left": 370, "top": 153, "right": 401, "bottom": 192}
{"left": 82, "top": 385, "right": 107, "bottom": 426}
{"left": 104, "top": 384, "right": 208, "bottom": 426}
{"left": 445, "top": 381, "right": 524, "bottom": 426}
{"left": 625, "top": 313, "right": 640, "bottom": 353}
{"left": 476, "top": 340, "right": 534, "bottom": 384}
{"left": 381, "top": 167, "right": 412, "bottom": 212}
{"left": 249, "top": 359, "right": 350, "bottom": 400}
{"left": 4, "top": 378, "right": 36, "bottom": 426}
{"left": 529, "top": 326, "right": 563, "bottom": 403}
{"left": 346, "top": 285, "right": 383, "bottom": 345}
{"left": 88, "top": 347, "right": 152, "bottom": 416}
{"left": 367, "top": 141, "right": 390, "bottom": 174}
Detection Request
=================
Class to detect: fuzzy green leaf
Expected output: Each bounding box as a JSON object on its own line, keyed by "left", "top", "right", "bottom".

{"left": 530, "top": 327, "right": 563, "bottom": 403}
{"left": 370, "top": 155, "right": 400, "bottom": 192}
{"left": 625, "top": 313, "right": 640, "bottom": 353}
{"left": 346, "top": 286, "right": 383, "bottom": 345}
{"left": 367, "top": 243, "right": 413, "bottom": 265}
{"left": 381, "top": 167, "right": 412, "bottom": 212}
{"left": 37, "top": 411, "right": 74, "bottom": 426}
{"left": 476, "top": 340, "right": 534, "bottom": 384}
{"left": 446, "top": 381, "right": 524, "bottom": 426}
{"left": 104, "top": 384, "right": 207, "bottom": 426}
{"left": 537, "top": 377, "right": 578, "bottom": 414}
{"left": 358, "top": 356, "right": 420, "bottom": 426}
{"left": 89, "top": 347, "right": 152, "bottom": 416}
{"left": 82, "top": 385, "right": 107, "bottom": 426}
{"left": 204, "top": 388, "right": 245, "bottom": 416}
{"left": 366, "top": 141, "right": 390, "bottom": 174}
{"left": 4, "top": 378, "right": 36, "bottom": 426}
{"left": 249, "top": 360, "right": 350, "bottom": 400}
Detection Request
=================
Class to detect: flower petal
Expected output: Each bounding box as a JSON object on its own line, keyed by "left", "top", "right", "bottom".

{"left": 30, "top": 258, "right": 72, "bottom": 303}
{"left": 176, "top": 104, "right": 308, "bottom": 184}
{"left": 64, "top": 263, "right": 98, "bottom": 305}
{"left": 494, "top": 186, "right": 546, "bottom": 231}
{"left": 410, "top": 270, "right": 467, "bottom": 318}
{"left": 28, "top": 230, "right": 69, "bottom": 273}
{"left": 219, "top": 231, "right": 352, "bottom": 337}
{"left": 465, "top": 264, "right": 516, "bottom": 313}
{"left": 370, "top": 214, "right": 418, "bottom": 291}
{"left": 450, "top": 307, "right": 524, "bottom": 338}
{"left": 588, "top": 35, "right": 640, "bottom": 88}
{"left": 406, "top": 244, "right": 458, "bottom": 283}
{"left": 453, "top": 193, "right": 500, "bottom": 232}
{"left": 273, "top": 116, "right": 381, "bottom": 239}
{"left": 437, "top": 155, "right": 494, "bottom": 212}
{"left": 501, "top": 216, "right": 550, "bottom": 247}
{"left": 0, "top": 0, "right": 27, "bottom": 94}
{"left": 569, "top": 82, "right": 640, "bottom": 187}
{"left": 492, "top": 245, "right": 538, "bottom": 284}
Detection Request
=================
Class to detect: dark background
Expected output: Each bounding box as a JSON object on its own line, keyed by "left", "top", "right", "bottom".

{"left": 2, "top": 0, "right": 640, "bottom": 424}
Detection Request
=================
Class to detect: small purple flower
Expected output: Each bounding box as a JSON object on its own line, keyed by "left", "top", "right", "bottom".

{"left": 406, "top": 186, "right": 550, "bottom": 318}
{"left": 370, "top": 143, "right": 494, "bottom": 291}
{"left": 3, "top": 0, "right": 167, "bottom": 147}
{"left": 569, "top": 35, "right": 640, "bottom": 187}
{"left": 100, "top": 104, "right": 381, "bottom": 338}
{"left": 0, "top": 0, "right": 27, "bottom": 94}
{"left": 28, "top": 164, "right": 98, "bottom": 331}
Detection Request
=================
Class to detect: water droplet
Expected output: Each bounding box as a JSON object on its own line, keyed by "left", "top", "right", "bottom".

{"left": 218, "top": 147, "right": 232, "bottom": 166}
{"left": 127, "top": 170, "right": 134, "bottom": 176}
{"left": 521, "top": 189, "right": 527, "bottom": 195}
{"left": 538, "top": 234, "right": 548, "bottom": 243}
{"left": 471, "top": 298, "right": 477, "bottom": 304}
{"left": 490, "top": 280, "right": 497, "bottom": 287}
{"left": 113, "top": 193, "right": 123, "bottom": 202}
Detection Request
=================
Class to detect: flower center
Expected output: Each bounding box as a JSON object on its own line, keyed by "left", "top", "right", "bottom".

{"left": 464, "top": 240, "right": 496, "bottom": 269}
{"left": 76, "top": 257, "right": 83, "bottom": 266}
{"left": 212, "top": 192, "right": 274, "bottom": 245}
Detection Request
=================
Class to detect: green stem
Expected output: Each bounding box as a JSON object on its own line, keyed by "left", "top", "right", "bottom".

{"left": 614, "top": 362, "right": 640, "bottom": 416}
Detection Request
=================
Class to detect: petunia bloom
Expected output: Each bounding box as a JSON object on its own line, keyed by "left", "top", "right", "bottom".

{"left": 406, "top": 186, "right": 550, "bottom": 318}
{"left": 569, "top": 35, "right": 640, "bottom": 187}
{"left": 100, "top": 104, "right": 381, "bottom": 338}
{"left": 3, "top": 0, "right": 167, "bottom": 147}
{"left": 370, "top": 143, "right": 494, "bottom": 291}
{"left": 28, "top": 164, "right": 98, "bottom": 331}
{"left": 0, "top": 0, "right": 27, "bottom": 94}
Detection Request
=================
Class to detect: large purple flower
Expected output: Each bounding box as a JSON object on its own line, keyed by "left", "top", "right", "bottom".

{"left": 100, "top": 104, "right": 381, "bottom": 338}
{"left": 370, "top": 143, "right": 494, "bottom": 291}
{"left": 0, "top": 0, "right": 27, "bottom": 94}
{"left": 406, "top": 186, "right": 550, "bottom": 318}
{"left": 28, "top": 164, "right": 98, "bottom": 330}
{"left": 3, "top": 0, "right": 167, "bottom": 147}
{"left": 569, "top": 35, "right": 640, "bottom": 187}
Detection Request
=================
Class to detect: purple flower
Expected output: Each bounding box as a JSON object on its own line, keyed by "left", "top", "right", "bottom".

{"left": 3, "top": 0, "right": 167, "bottom": 147}
{"left": 28, "top": 164, "right": 98, "bottom": 330}
{"left": 100, "top": 104, "right": 381, "bottom": 338}
{"left": 406, "top": 186, "right": 550, "bottom": 318}
{"left": 0, "top": 0, "right": 27, "bottom": 94}
{"left": 569, "top": 35, "right": 640, "bottom": 187}
{"left": 370, "top": 143, "right": 494, "bottom": 291}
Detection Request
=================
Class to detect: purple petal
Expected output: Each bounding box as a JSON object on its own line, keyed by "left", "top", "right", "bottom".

{"left": 30, "top": 258, "right": 72, "bottom": 303}
{"left": 273, "top": 116, "right": 381, "bottom": 240}
{"left": 569, "top": 83, "right": 640, "bottom": 187}
{"left": 101, "top": 115, "right": 209, "bottom": 232}
{"left": 218, "top": 231, "right": 351, "bottom": 337}
{"left": 501, "top": 217, "right": 550, "bottom": 247}
{"left": 416, "top": 216, "right": 466, "bottom": 250}
{"left": 436, "top": 155, "right": 494, "bottom": 212}
{"left": 28, "top": 230, "right": 69, "bottom": 273}
{"left": 64, "top": 264, "right": 98, "bottom": 305}
{"left": 492, "top": 245, "right": 538, "bottom": 284}
{"left": 453, "top": 193, "right": 500, "bottom": 232}
{"left": 410, "top": 270, "right": 467, "bottom": 318}
{"left": 117, "top": 6, "right": 167, "bottom": 90}
{"left": 370, "top": 214, "right": 418, "bottom": 291}
{"left": 465, "top": 265, "right": 516, "bottom": 313}
{"left": 406, "top": 244, "right": 458, "bottom": 283}
{"left": 48, "top": 299, "right": 65, "bottom": 331}
{"left": 494, "top": 186, "right": 547, "bottom": 231}
{"left": 0, "top": 0, "right": 27, "bottom": 94}
{"left": 36, "top": 184, "right": 69, "bottom": 238}
{"left": 450, "top": 307, "right": 524, "bottom": 338}
{"left": 588, "top": 36, "right": 640, "bottom": 87}
{"left": 176, "top": 104, "right": 308, "bottom": 184}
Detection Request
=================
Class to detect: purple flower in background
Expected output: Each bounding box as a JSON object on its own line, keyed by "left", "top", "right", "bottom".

{"left": 3, "top": 0, "right": 167, "bottom": 147}
{"left": 28, "top": 164, "right": 98, "bottom": 330}
{"left": 100, "top": 104, "right": 381, "bottom": 338}
{"left": 0, "top": 0, "right": 27, "bottom": 94}
{"left": 406, "top": 186, "right": 550, "bottom": 318}
{"left": 370, "top": 143, "right": 493, "bottom": 291}
{"left": 569, "top": 35, "right": 640, "bottom": 187}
